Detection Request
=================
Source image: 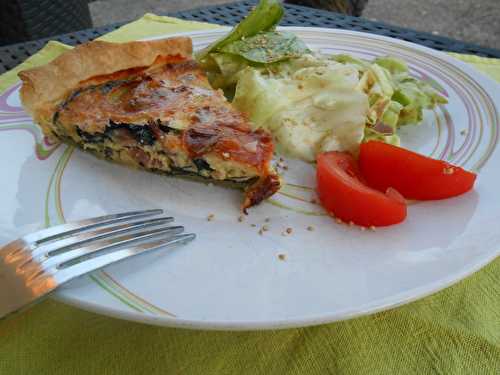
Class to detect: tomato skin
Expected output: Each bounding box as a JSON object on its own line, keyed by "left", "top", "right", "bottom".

{"left": 359, "top": 141, "right": 477, "bottom": 200}
{"left": 316, "top": 152, "right": 407, "bottom": 227}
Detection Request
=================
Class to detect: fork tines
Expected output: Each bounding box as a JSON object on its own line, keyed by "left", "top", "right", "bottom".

{"left": 4, "top": 209, "right": 195, "bottom": 284}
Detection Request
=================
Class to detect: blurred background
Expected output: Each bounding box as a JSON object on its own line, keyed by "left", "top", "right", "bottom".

{"left": 1, "top": 0, "right": 499, "bottom": 49}
{"left": 91, "top": 0, "right": 499, "bottom": 48}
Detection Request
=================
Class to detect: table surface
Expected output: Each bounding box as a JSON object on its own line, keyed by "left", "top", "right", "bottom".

{"left": 1, "top": 0, "right": 500, "bottom": 74}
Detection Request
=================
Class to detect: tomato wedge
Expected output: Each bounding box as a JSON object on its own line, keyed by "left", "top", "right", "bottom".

{"left": 317, "top": 151, "right": 407, "bottom": 227}
{"left": 359, "top": 141, "right": 477, "bottom": 200}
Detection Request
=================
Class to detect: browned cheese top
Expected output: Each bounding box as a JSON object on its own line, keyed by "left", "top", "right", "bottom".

{"left": 57, "top": 57, "right": 274, "bottom": 171}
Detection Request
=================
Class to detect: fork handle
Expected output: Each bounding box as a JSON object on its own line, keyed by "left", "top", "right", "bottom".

{"left": 0, "top": 258, "right": 56, "bottom": 319}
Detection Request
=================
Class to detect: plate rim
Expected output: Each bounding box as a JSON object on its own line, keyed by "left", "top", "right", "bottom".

{"left": 50, "top": 26, "right": 499, "bottom": 330}
{"left": 55, "top": 249, "right": 498, "bottom": 330}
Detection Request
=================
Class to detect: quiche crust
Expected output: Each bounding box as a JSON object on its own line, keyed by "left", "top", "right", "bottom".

{"left": 19, "top": 37, "right": 192, "bottom": 136}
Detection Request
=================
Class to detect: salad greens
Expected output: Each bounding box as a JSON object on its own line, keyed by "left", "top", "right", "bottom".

{"left": 196, "top": 0, "right": 285, "bottom": 62}
{"left": 219, "top": 31, "right": 310, "bottom": 64}
{"left": 330, "top": 54, "right": 448, "bottom": 144}
{"left": 196, "top": 0, "right": 309, "bottom": 92}
{"left": 194, "top": 0, "right": 448, "bottom": 160}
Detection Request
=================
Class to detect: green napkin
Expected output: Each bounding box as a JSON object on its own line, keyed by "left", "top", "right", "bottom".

{"left": 1, "top": 14, "right": 499, "bottom": 375}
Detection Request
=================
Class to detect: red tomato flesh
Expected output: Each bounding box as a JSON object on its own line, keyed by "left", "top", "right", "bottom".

{"left": 316, "top": 152, "right": 407, "bottom": 227}
{"left": 359, "top": 141, "right": 477, "bottom": 200}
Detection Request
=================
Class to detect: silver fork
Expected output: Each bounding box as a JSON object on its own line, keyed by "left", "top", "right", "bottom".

{"left": 0, "top": 209, "right": 195, "bottom": 319}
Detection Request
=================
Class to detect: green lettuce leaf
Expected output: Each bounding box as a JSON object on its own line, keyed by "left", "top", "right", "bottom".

{"left": 330, "top": 54, "right": 369, "bottom": 71}
{"left": 208, "top": 53, "right": 249, "bottom": 88}
{"left": 219, "top": 31, "right": 310, "bottom": 64}
{"left": 373, "top": 56, "right": 408, "bottom": 74}
{"left": 196, "top": 0, "right": 284, "bottom": 62}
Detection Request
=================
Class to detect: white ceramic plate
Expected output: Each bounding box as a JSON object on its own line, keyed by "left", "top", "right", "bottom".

{"left": 1, "top": 27, "right": 499, "bottom": 330}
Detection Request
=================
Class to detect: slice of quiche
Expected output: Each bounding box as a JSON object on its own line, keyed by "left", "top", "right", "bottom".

{"left": 18, "top": 37, "right": 280, "bottom": 211}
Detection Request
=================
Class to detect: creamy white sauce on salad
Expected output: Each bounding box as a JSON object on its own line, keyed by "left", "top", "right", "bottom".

{"left": 233, "top": 55, "right": 368, "bottom": 161}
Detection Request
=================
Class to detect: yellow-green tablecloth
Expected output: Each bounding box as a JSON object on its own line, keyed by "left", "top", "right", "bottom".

{"left": 1, "top": 15, "right": 499, "bottom": 375}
